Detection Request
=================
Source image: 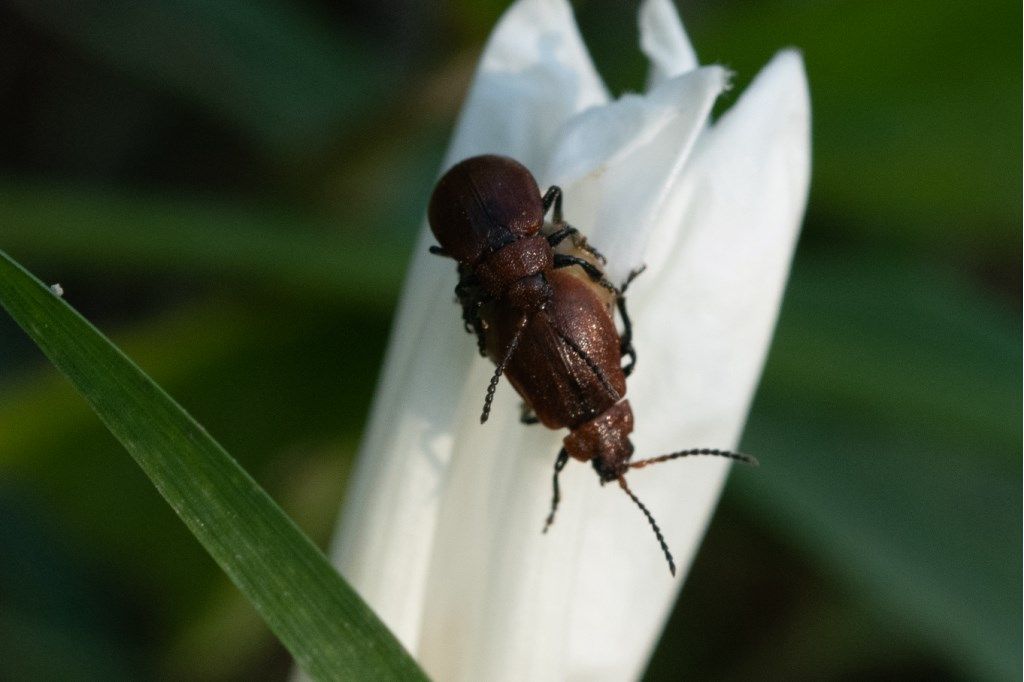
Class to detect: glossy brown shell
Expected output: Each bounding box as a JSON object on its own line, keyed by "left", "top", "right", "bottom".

{"left": 428, "top": 155, "right": 545, "bottom": 266}
{"left": 482, "top": 269, "right": 626, "bottom": 430}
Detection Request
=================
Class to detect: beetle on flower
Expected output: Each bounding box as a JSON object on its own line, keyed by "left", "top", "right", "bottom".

{"left": 425, "top": 153, "right": 760, "bottom": 577}
{"left": 327, "top": 0, "right": 810, "bottom": 680}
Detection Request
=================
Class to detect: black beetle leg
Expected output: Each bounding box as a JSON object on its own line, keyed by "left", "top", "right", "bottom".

{"left": 466, "top": 304, "right": 487, "bottom": 356}
{"left": 582, "top": 239, "right": 607, "bottom": 264}
{"left": 542, "top": 186, "right": 563, "bottom": 222}
{"left": 617, "top": 266, "right": 646, "bottom": 376}
{"left": 618, "top": 296, "right": 637, "bottom": 377}
{"left": 621, "top": 265, "right": 646, "bottom": 293}
{"left": 454, "top": 274, "right": 489, "bottom": 356}
{"left": 546, "top": 224, "right": 578, "bottom": 247}
{"left": 553, "top": 254, "right": 616, "bottom": 293}
{"left": 542, "top": 186, "right": 608, "bottom": 263}
{"left": 542, "top": 448, "right": 571, "bottom": 533}
{"left": 429, "top": 245, "right": 450, "bottom": 257}
{"left": 546, "top": 224, "right": 608, "bottom": 269}
{"left": 547, "top": 225, "right": 606, "bottom": 263}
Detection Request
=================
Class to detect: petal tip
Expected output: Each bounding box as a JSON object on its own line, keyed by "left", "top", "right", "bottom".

{"left": 639, "top": 0, "right": 700, "bottom": 86}
{"left": 483, "top": 0, "right": 581, "bottom": 65}
{"left": 763, "top": 48, "right": 810, "bottom": 93}
{"left": 730, "top": 48, "right": 811, "bottom": 125}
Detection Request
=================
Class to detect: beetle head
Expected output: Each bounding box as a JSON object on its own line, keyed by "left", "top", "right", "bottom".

{"left": 562, "top": 401, "right": 635, "bottom": 483}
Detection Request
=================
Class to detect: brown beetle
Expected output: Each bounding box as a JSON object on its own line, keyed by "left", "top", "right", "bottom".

{"left": 428, "top": 154, "right": 755, "bottom": 575}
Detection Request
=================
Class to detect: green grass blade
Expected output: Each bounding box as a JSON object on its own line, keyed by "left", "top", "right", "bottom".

{"left": 0, "top": 249, "right": 427, "bottom": 682}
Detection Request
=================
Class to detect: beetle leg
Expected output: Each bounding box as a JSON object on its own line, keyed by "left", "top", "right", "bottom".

{"left": 553, "top": 254, "right": 616, "bottom": 293}
{"left": 582, "top": 238, "right": 608, "bottom": 264}
{"left": 542, "top": 448, "right": 570, "bottom": 533}
{"left": 429, "top": 245, "right": 450, "bottom": 257}
{"left": 618, "top": 297, "right": 637, "bottom": 377}
{"left": 617, "top": 266, "right": 646, "bottom": 376}
{"left": 545, "top": 224, "right": 578, "bottom": 247}
{"left": 542, "top": 185, "right": 608, "bottom": 263}
{"left": 519, "top": 402, "right": 540, "bottom": 425}
{"left": 465, "top": 304, "right": 487, "bottom": 356}
{"left": 546, "top": 223, "right": 608, "bottom": 264}
{"left": 455, "top": 275, "right": 489, "bottom": 356}
{"left": 621, "top": 265, "right": 646, "bottom": 292}
{"left": 541, "top": 185, "right": 563, "bottom": 222}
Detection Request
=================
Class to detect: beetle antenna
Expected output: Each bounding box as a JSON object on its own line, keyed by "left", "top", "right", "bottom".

{"left": 617, "top": 476, "right": 675, "bottom": 576}
{"left": 629, "top": 448, "right": 758, "bottom": 469}
{"left": 542, "top": 448, "right": 570, "bottom": 533}
{"left": 480, "top": 314, "right": 528, "bottom": 423}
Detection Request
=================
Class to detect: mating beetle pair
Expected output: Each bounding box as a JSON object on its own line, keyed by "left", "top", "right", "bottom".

{"left": 428, "top": 154, "right": 755, "bottom": 575}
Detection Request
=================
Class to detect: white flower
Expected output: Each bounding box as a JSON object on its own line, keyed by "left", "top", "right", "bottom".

{"left": 328, "top": 0, "right": 810, "bottom": 680}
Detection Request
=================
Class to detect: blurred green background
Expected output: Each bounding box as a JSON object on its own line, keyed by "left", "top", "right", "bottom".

{"left": 0, "top": 0, "right": 1019, "bottom": 680}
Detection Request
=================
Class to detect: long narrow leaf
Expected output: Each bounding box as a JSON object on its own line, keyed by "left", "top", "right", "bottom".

{"left": 0, "top": 249, "right": 426, "bottom": 681}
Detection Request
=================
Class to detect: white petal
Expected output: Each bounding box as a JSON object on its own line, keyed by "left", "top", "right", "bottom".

{"left": 543, "top": 66, "right": 731, "bottom": 282}
{"left": 446, "top": 0, "right": 609, "bottom": 170}
{"left": 416, "top": 394, "right": 588, "bottom": 681}
{"left": 409, "top": 65, "right": 727, "bottom": 682}
{"left": 639, "top": 0, "right": 700, "bottom": 89}
{"left": 566, "top": 50, "right": 812, "bottom": 680}
{"left": 328, "top": 0, "right": 607, "bottom": 658}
